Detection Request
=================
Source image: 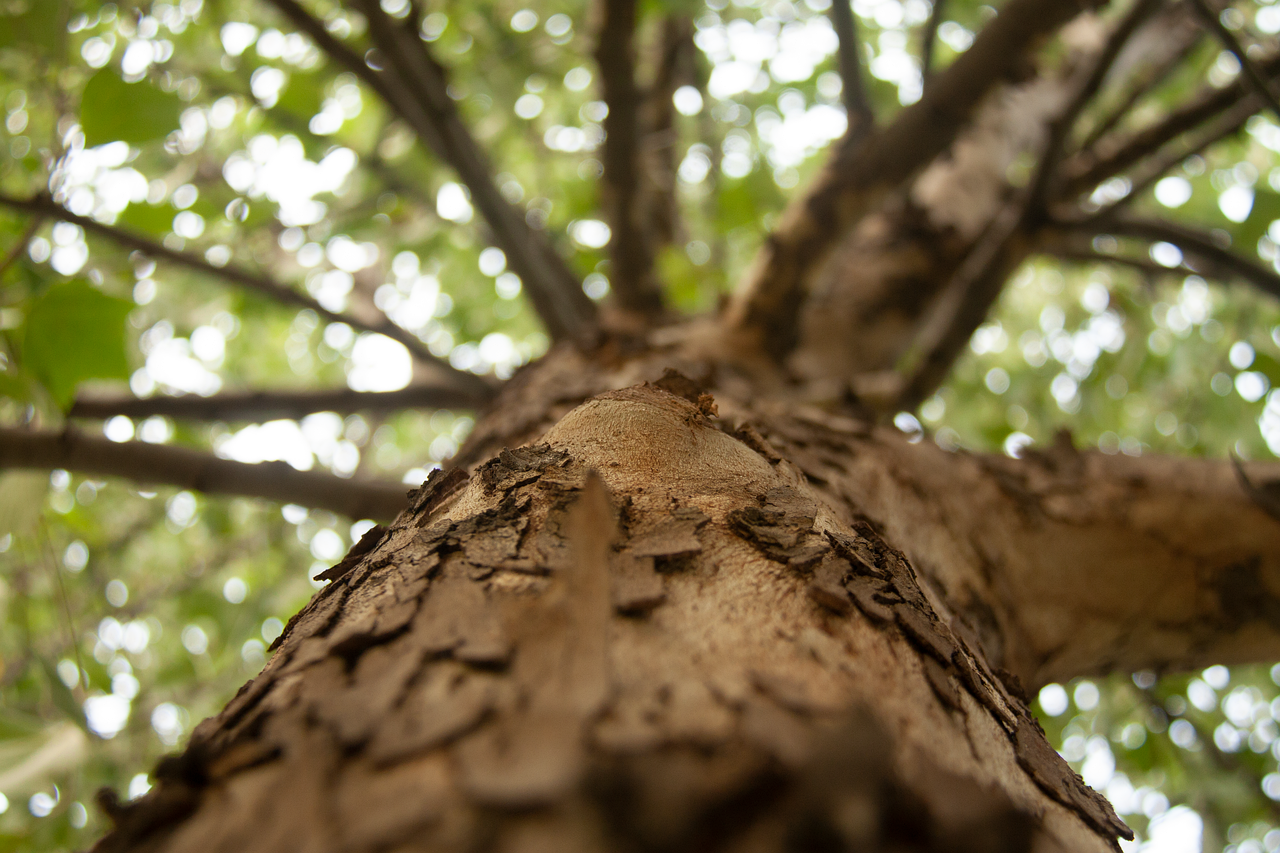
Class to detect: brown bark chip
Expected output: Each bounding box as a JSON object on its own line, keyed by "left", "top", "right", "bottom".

{"left": 807, "top": 554, "right": 853, "bottom": 614}
{"left": 368, "top": 664, "right": 496, "bottom": 766}
{"left": 625, "top": 506, "right": 707, "bottom": 559}
{"left": 611, "top": 551, "right": 666, "bottom": 613}
{"left": 411, "top": 568, "right": 511, "bottom": 663}
{"left": 410, "top": 466, "right": 470, "bottom": 517}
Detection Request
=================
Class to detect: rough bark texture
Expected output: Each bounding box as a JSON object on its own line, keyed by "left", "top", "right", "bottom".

{"left": 90, "top": 344, "right": 1225, "bottom": 853}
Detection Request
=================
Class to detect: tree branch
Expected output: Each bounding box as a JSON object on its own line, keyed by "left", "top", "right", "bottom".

{"left": 829, "top": 0, "right": 874, "bottom": 142}
{"left": 0, "top": 216, "right": 43, "bottom": 281}
{"left": 724, "top": 0, "right": 1102, "bottom": 361}
{"left": 1062, "top": 49, "right": 1280, "bottom": 198}
{"left": 594, "top": 0, "right": 664, "bottom": 316}
{"left": 1084, "top": 215, "right": 1280, "bottom": 301}
{"left": 0, "top": 192, "right": 493, "bottom": 398}
{"left": 1107, "top": 98, "right": 1257, "bottom": 215}
{"left": 0, "top": 427, "right": 409, "bottom": 521}
{"left": 894, "top": 203, "right": 1033, "bottom": 410}
{"left": 263, "top": 0, "right": 597, "bottom": 344}
{"left": 68, "top": 383, "right": 487, "bottom": 424}
{"left": 638, "top": 16, "right": 694, "bottom": 255}
{"left": 919, "top": 0, "right": 945, "bottom": 89}
{"left": 1076, "top": 19, "right": 1202, "bottom": 153}
{"left": 1026, "top": 0, "right": 1162, "bottom": 217}
{"left": 1188, "top": 0, "right": 1280, "bottom": 124}
{"left": 1040, "top": 243, "right": 1188, "bottom": 278}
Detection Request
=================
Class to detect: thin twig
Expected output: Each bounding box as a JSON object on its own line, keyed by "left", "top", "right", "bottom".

{"left": 594, "top": 0, "right": 663, "bottom": 316}
{"left": 40, "top": 519, "right": 85, "bottom": 697}
{"left": 1077, "top": 20, "right": 1202, "bottom": 153}
{"left": 1026, "top": 0, "right": 1162, "bottom": 217}
{"left": 895, "top": 203, "right": 1032, "bottom": 410}
{"left": 0, "top": 427, "right": 410, "bottom": 521}
{"left": 69, "top": 383, "right": 487, "bottom": 423}
{"left": 1044, "top": 245, "right": 1189, "bottom": 278}
{"left": 920, "top": 0, "right": 945, "bottom": 89}
{"left": 0, "top": 192, "right": 492, "bottom": 397}
{"left": 265, "top": 0, "right": 597, "bottom": 343}
{"left": 0, "top": 216, "right": 44, "bottom": 281}
{"left": 1188, "top": 0, "right": 1280, "bottom": 124}
{"left": 829, "top": 0, "right": 874, "bottom": 142}
{"left": 1063, "top": 49, "right": 1280, "bottom": 198}
{"left": 1085, "top": 215, "right": 1280, "bottom": 300}
{"left": 1098, "top": 97, "right": 1257, "bottom": 217}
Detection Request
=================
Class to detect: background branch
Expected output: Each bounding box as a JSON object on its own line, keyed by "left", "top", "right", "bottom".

{"left": 829, "top": 0, "right": 874, "bottom": 142}
{"left": 0, "top": 216, "right": 43, "bottom": 281}
{"left": 1076, "top": 20, "right": 1202, "bottom": 153}
{"left": 895, "top": 203, "right": 1032, "bottom": 409}
{"left": 1063, "top": 50, "right": 1280, "bottom": 198}
{"left": 919, "top": 0, "right": 944, "bottom": 89}
{"left": 0, "top": 192, "right": 492, "bottom": 397}
{"left": 0, "top": 427, "right": 410, "bottom": 520}
{"left": 594, "top": 0, "right": 664, "bottom": 316}
{"left": 1189, "top": 0, "right": 1280, "bottom": 123}
{"left": 1026, "top": 0, "right": 1162, "bottom": 216}
{"left": 263, "top": 0, "right": 596, "bottom": 343}
{"left": 1086, "top": 215, "right": 1280, "bottom": 301}
{"left": 68, "top": 383, "right": 488, "bottom": 424}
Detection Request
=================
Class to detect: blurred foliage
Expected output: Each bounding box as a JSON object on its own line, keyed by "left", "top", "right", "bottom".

{"left": 0, "top": 0, "right": 1278, "bottom": 850}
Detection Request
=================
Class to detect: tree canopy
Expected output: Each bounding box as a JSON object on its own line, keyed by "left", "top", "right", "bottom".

{"left": 1, "top": 0, "right": 1280, "bottom": 850}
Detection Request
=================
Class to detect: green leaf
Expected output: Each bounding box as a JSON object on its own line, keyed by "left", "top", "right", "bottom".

{"left": 0, "top": 0, "right": 62, "bottom": 54}
{"left": 79, "top": 69, "right": 183, "bottom": 148}
{"left": 21, "top": 279, "right": 133, "bottom": 409}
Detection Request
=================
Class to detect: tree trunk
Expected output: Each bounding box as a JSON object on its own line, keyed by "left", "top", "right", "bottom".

{"left": 87, "top": 338, "right": 1217, "bottom": 853}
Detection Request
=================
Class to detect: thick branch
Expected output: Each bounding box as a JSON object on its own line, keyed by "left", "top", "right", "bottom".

{"left": 1086, "top": 215, "right": 1280, "bottom": 301}
{"left": 1188, "top": 0, "right": 1280, "bottom": 123}
{"left": 0, "top": 193, "right": 491, "bottom": 397}
{"left": 809, "top": 422, "right": 1280, "bottom": 688}
{"left": 264, "top": 0, "right": 597, "bottom": 343}
{"left": 0, "top": 427, "right": 408, "bottom": 520}
{"left": 68, "top": 383, "right": 486, "bottom": 424}
{"left": 594, "top": 0, "right": 663, "bottom": 316}
{"left": 725, "top": 0, "right": 1102, "bottom": 360}
{"left": 829, "top": 0, "right": 873, "bottom": 142}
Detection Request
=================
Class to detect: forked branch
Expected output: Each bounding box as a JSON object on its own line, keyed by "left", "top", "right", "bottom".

{"left": 0, "top": 427, "right": 409, "bottom": 520}
{"left": 725, "top": 0, "right": 1103, "bottom": 361}
{"left": 263, "top": 0, "right": 597, "bottom": 343}
{"left": 829, "top": 0, "right": 873, "bottom": 142}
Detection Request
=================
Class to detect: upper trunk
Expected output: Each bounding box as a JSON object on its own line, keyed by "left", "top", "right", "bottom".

{"left": 90, "top": 345, "right": 1158, "bottom": 853}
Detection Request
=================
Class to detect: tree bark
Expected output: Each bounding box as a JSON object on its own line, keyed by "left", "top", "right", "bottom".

{"left": 91, "top": 343, "right": 1230, "bottom": 853}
